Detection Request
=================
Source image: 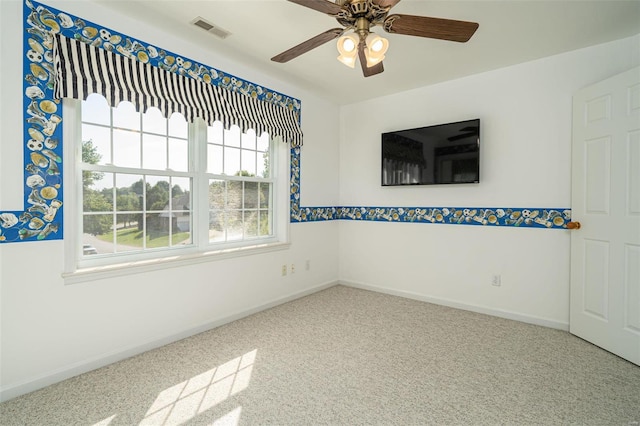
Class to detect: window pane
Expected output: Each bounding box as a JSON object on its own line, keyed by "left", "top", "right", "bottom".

{"left": 142, "top": 107, "right": 166, "bottom": 135}
{"left": 244, "top": 181, "right": 259, "bottom": 209}
{"left": 115, "top": 214, "right": 141, "bottom": 253}
{"left": 142, "top": 134, "right": 167, "bottom": 170}
{"left": 242, "top": 129, "right": 256, "bottom": 150}
{"left": 115, "top": 208, "right": 140, "bottom": 232}
{"left": 209, "top": 179, "right": 225, "bottom": 210}
{"left": 116, "top": 174, "right": 145, "bottom": 198}
{"left": 168, "top": 138, "right": 189, "bottom": 172}
{"left": 241, "top": 150, "right": 257, "bottom": 176}
{"left": 244, "top": 210, "right": 258, "bottom": 238}
{"left": 209, "top": 210, "right": 224, "bottom": 243}
{"left": 224, "top": 126, "right": 241, "bottom": 148}
{"left": 207, "top": 121, "right": 223, "bottom": 144}
{"left": 145, "top": 212, "right": 170, "bottom": 249}
{"left": 146, "top": 176, "right": 171, "bottom": 212}
{"left": 82, "top": 94, "right": 110, "bottom": 126}
{"left": 113, "top": 101, "right": 140, "bottom": 131}
{"left": 259, "top": 182, "right": 271, "bottom": 209}
{"left": 113, "top": 129, "right": 141, "bottom": 168}
{"left": 172, "top": 177, "right": 191, "bottom": 206}
{"left": 257, "top": 151, "right": 269, "bottom": 178}
{"left": 207, "top": 144, "right": 223, "bottom": 174}
{"left": 173, "top": 212, "right": 192, "bottom": 246}
{"left": 226, "top": 210, "right": 243, "bottom": 241}
{"left": 82, "top": 238, "right": 105, "bottom": 256}
{"left": 82, "top": 124, "right": 111, "bottom": 165}
{"left": 260, "top": 210, "right": 272, "bottom": 236}
{"left": 83, "top": 213, "right": 113, "bottom": 240}
{"left": 224, "top": 147, "right": 240, "bottom": 175}
{"left": 82, "top": 220, "right": 114, "bottom": 258}
{"left": 257, "top": 132, "right": 269, "bottom": 152}
{"left": 115, "top": 187, "right": 141, "bottom": 212}
{"left": 168, "top": 113, "right": 187, "bottom": 138}
{"left": 114, "top": 173, "right": 141, "bottom": 237}
{"left": 83, "top": 172, "right": 113, "bottom": 212}
{"left": 227, "top": 181, "right": 242, "bottom": 209}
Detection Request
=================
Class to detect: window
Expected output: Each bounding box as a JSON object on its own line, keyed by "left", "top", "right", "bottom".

{"left": 66, "top": 94, "right": 287, "bottom": 273}
{"left": 207, "top": 123, "right": 273, "bottom": 244}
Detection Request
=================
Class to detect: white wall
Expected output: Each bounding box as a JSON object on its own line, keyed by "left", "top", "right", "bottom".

{"left": 338, "top": 35, "right": 640, "bottom": 328}
{"left": 0, "top": 0, "right": 340, "bottom": 401}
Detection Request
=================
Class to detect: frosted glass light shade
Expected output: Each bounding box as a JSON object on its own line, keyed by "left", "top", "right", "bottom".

{"left": 336, "top": 33, "right": 359, "bottom": 68}
{"left": 365, "top": 33, "right": 388, "bottom": 67}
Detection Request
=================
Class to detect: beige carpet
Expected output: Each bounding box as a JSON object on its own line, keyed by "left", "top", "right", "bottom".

{"left": 1, "top": 285, "right": 639, "bottom": 425}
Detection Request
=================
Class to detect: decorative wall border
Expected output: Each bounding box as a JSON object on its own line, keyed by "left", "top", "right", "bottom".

{"left": 289, "top": 147, "right": 572, "bottom": 229}
{"left": 0, "top": 0, "right": 301, "bottom": 243}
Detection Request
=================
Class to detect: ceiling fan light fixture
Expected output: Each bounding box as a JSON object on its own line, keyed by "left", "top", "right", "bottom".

{"left": 365, "top": 32, "right": 388, "bottom": 67}
{"left": 366, "top": 33, "right": 388, "bottom": 53}
{"left": 337, "top": 54, "right": 357, "bottom": 68}
{"left": 272, "top": 0, "right": 479, "bottom": 78}
{"left": 337, "top": 33, "right": 358, "bottom": 54}
{"left": 336, "top": 33, "right": 359, "bottom": 68}
{"left": 365, "top": 52, "right": 385, "bottom": 67}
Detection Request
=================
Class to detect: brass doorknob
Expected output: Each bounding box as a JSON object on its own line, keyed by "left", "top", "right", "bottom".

{"left": 567, "top": 221, "right": 581, "bottom": 230}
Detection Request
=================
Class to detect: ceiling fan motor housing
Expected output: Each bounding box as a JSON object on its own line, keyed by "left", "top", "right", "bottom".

{"left": 349, "top": 0, "right": 369, "bottom": 16}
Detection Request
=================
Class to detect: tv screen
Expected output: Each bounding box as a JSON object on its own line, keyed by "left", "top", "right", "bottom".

{"left": 382, "top": 119, "right": 480, "bottom": 186}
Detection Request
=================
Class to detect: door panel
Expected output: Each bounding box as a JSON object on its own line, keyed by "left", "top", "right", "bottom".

{"left": 582, "top": 239, "right": 609, "bottom": 320}
{"left": 625, "top": 244, "right": 640, "bottom": 332}
{"left": 629, "top": 131, "right": 640, "bottom": 214}
{"left": 585, "top": 137, "right": 610, "bottom": 214}
{"left": 571, "top": 67, "right": 640, "bottom": 366}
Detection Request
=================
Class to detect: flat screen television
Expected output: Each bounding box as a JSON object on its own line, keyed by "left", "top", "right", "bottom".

{"left": 382, "top": 118, "right": 480, "bottom": 186}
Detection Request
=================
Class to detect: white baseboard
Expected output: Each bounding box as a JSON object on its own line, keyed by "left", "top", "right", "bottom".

{"left": 0, "top": 280, "right": 338, "bottom": 403}
{"left": 339, "top": 279, "right": 569, "bottom": 331}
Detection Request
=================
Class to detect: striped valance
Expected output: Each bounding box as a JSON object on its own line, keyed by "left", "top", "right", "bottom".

{"left": 53, "top": 34, "right": 303, "bottom": 146}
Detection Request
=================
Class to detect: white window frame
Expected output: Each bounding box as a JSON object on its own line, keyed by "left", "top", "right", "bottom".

{"left": 62, "top": 98, "right": 290, "bottom": 284}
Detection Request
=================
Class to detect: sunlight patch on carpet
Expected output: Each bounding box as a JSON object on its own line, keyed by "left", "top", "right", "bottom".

{"left": 212, "top": 406, "right": 243, "bottom": 426}
{"left": 140, "top": 350, "right": 256, "bottom": 425}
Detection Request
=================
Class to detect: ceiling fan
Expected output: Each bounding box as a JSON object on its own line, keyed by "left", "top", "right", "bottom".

{"left": 271, "top": 0, "right": 479, "bottom": 77}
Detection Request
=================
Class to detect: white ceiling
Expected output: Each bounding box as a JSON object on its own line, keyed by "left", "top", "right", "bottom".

{"left": 94, "top": 0, "right": 640, "bottom": 105}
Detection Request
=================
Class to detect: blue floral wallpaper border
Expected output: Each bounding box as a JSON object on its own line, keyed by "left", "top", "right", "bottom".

{"left": 289, "top": 147, "right": 572, "bottom": 229}
{"left": 0, "top": 0, "right": 301, "bottom": 243}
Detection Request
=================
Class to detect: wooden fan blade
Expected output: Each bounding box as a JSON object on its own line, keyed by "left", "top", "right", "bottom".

{"left": 372, "top": 0, "right": 401, "bottom": 9}
{"left": 384, "top": 14, "right": 479, "bottom": 42}
{"left": 358, "top": 42, "right": 384, "bottom": 77}
{"left": 271, "top": 28, "right": 343, "bottom": 63}
{"left": 288, "top": 0, "right": 344, "bottom": 16}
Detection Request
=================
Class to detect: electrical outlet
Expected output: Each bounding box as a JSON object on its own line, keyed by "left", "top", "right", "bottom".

{"left": 291, "top": 263, "right": 295, "bottom": 274}
{"left": 492, "top": 274, "right": 501, "bottom": 287}
{"left": 281, "top": 265, "right": 287, "bottom": 276}
{"left": 305, "top": 260, "right": 310, "bottom": 271}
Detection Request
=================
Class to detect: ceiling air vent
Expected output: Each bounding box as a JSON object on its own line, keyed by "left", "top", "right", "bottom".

{"left": 191, "top": 16, "right": 231, "bottom": 40}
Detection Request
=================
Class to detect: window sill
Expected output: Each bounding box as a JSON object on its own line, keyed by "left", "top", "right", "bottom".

{"left": 62, "top": 241, "right": 291, "bottom": 285}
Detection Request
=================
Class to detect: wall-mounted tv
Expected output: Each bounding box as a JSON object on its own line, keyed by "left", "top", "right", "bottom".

{"left": 382, "top": 118, "right": 480, "bottom": 186}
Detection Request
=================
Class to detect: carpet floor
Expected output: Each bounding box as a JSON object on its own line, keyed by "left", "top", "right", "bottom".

{"left": 1, "top": 285, "right": 639, "bottom": 425}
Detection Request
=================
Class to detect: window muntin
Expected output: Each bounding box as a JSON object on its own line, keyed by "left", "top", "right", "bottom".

{"left": 76, "top": 94, "right": 278, "bottom": 267}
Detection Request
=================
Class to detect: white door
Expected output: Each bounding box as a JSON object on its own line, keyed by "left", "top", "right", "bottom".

{"left": 570, "top": 66, "right": 640, "bottom": 365}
